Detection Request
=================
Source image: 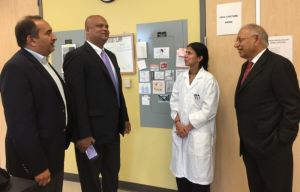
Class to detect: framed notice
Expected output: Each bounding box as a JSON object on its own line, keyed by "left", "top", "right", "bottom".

{"left": 104, "top": 33, "right": 136, "bottom": 74}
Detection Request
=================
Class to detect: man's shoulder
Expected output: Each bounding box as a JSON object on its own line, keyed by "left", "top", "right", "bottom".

{"left": 267, "top": 50, "right": 290, "bottom": 63}
{"left": 260, "top": 51, "right": 297, "bottom": 79}
{"left": 68, "top": 44, "right": 87, "bottom": 54}
{"left": 3, "top": 50, "right": 30, "bottom": 68}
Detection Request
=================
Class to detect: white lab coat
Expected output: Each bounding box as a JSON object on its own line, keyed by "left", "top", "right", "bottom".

{"left": 170, "top": 67, "right": 220, "bottom": 185}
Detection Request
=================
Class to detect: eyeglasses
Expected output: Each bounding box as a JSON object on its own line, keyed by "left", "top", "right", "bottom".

{"left": 235, "top": 35, "right": 257, "bottom": 43}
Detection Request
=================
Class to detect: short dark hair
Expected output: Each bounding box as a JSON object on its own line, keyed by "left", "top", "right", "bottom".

{"left": 187, "top": 42, "right": 209, "bottom": 71}
{"left": 15, "top": 15, "right": 43, "bottom": 47}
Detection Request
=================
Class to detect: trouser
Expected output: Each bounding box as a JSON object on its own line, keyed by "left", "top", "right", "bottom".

{"left": 242, "top": 141, "right": 293, "bottom": 192}
{"left": 75, "top": 135, "right": 120, "bottom": 192}
{"left": 176, "top": 177, "right": 210, "bottom": 192}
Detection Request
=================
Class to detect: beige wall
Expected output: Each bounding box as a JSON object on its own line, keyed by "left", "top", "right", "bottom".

{"left": 0, "top": 0, "right": 39, "bottom": 168}
{"left": 207, "top": 0, "right": 300, "bottom": 192}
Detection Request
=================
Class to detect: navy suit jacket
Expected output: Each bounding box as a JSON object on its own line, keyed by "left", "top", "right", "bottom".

{"left": 235, "top": 49, "right": 300, "bottom": 158}
{"left": 63, "top": 42, "right": 129, "bottom": 144}
{"left": 0, "top": 48, "right": 74, "bottom": 179}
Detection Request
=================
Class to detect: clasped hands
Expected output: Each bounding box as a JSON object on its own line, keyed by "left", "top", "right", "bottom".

{"left": 176, "top": 122, "right": 193, "bottom": 138}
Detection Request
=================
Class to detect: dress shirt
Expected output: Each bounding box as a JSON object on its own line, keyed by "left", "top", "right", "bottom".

{"left": 24, "top": 48, "right": 68, "bottom": 126}
{"left": 249, "top": 48, "right": 267, "bottom": 70}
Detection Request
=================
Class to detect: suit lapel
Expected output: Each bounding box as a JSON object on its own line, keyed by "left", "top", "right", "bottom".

{"left": 238, "top": 49, "right": 269, "bottom": 91}
{"left": 20, "top": 48, "right": 61, "bottom": 95}
{"left": 235, "top": 61, "right": 247, "bottom": 100}
{"left": 84, "top": 42, "right": 111, "bottom": 79}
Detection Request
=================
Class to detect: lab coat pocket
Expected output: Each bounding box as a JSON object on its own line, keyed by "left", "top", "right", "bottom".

{"left": 191, "top": 92, "right": 203, "bottom": 109}
{"left": 188, "top": 132, "right": 212, "bottom": 157}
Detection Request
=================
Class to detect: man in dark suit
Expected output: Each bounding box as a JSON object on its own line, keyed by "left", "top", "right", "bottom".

{"left": 63, "top": 15, "right": 131, "bottom": 192}
{"left": 234, "top": 24, "right": 300, "bottom": 192}
{"left": 0, "top": 15, "right": 74, "bottom": 191}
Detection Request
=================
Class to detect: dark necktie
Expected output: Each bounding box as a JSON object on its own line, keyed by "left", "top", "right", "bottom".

{"left": 241, "top": 61, "right": 254, "bottom": 85}
{"left": 101, "top": 50, "right": 120, "bottom": 107}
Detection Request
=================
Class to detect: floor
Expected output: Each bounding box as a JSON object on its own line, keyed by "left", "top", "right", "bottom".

{"left": 63, "top": 180, "right": 133, "bottom": 192}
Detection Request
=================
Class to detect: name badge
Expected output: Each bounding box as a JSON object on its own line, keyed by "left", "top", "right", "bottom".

{"left": 194, "top": 94, "right": 200, "bottom": 100}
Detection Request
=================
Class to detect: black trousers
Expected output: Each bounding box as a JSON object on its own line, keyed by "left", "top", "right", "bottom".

{"left": 32, "top": 171, "right": 64, "bottom": 192}
{"left": 176, "top": 177, "right": 210, "bottom": 192}
{"left": 75, "top": 135, "right": 120, "bottom": 192}
{"left": 242, "top": 141, "right": 293, "bottom": 192}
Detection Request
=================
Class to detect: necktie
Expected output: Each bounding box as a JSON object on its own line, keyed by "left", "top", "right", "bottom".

{"left": 100, "top": 50, "right": 120, "bottom": 107}
{"left": 241, "top": 61, "right": 254, "bottom": 85}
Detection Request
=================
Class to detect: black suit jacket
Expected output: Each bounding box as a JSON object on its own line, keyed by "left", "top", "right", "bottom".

{"left": 235, "top": 49, "right": 300, "bottom": 158}
{"left": 63, "top": 42, "right": 129, "bottom": 144}
{"left": 0, "top": 48, "right": 74, "bottom": 179}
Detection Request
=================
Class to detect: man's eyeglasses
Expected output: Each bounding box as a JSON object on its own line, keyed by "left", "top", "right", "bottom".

{"left": 235, "top": 35, "right": 257, "bottom": 43}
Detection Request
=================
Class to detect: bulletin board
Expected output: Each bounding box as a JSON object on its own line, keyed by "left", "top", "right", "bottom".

{"left": 104, "top": 33, "right": 136, "bottom": 74}
{"left": 137, "top": 20, "right": 188, "bottom": 129}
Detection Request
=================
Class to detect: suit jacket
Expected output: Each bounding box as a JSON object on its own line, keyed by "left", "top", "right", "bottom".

{"left": 63, "top": 42, "right": 129, "bottom": 144}
{"left": 235, "top": 49, "right": 300, "bottom": 158}
{"left": 0, "top": 48, "right": 74, "bottom": 179}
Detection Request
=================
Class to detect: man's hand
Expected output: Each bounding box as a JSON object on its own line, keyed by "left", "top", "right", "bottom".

{"left": 76, "top": 136, "right": 95, "bottom": 153}
{"left": 34, "top": 168, "right": 51, "bottom": 186}
{"left": 124, "top": 121, "right": 131, "bottom": 134}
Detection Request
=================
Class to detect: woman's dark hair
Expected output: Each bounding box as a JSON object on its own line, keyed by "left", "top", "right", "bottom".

{"left": 15, "top": 15, "right": 43, "bottom": 47}
{"left": 187, "top": 42, "right": 209, "bottom": 71}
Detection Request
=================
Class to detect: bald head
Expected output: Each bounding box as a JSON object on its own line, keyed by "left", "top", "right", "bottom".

{"left": 85, "top": 15, "right": 105, "bottom": 28}
{"left": 85, "top": 15, "right": 110, "bottom": 48}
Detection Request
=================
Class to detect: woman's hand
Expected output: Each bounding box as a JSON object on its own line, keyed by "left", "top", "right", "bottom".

{"left": 176, "top": 122, "right": 189, "bottom": 138}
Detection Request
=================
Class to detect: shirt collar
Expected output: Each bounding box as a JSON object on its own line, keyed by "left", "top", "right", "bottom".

{"left": 183, "top": 66, "right": 204, "bottom": 79}
{"left": 24, "top": 47, "right": 49, "bottom": 65}
{"left": 86, "top": 40, "right": 105, "bottom": 55}
{"left": 250, "top": 48, "right": 267, "bottom": 64}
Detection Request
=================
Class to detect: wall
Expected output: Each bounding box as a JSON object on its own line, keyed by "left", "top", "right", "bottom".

{"left": 43, "top": 0, "right": 200, "bottom": 190}
{"left": 0, "top": 0, "right": 39, "bottom": 168}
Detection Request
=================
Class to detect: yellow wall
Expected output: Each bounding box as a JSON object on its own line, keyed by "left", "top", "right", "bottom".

{"left": 43, "top": 0, "right": 200, "bottom": 189}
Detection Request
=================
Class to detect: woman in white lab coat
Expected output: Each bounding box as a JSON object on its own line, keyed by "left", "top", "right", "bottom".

{"left": 170, "top": 42, "right": 220, "bottom": 192}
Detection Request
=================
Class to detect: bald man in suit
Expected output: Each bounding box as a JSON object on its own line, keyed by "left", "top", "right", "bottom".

{"left": 63, "top": 15, "right": 131, "bottom": 192}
